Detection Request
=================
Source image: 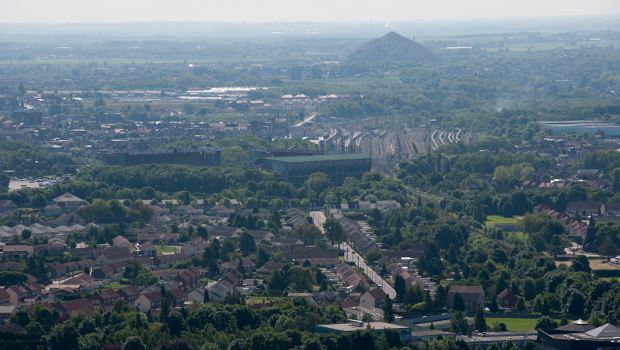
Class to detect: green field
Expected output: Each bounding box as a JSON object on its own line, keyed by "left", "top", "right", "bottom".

{"left": 156, "top": 245, "right": 179, "bottom": 255}
{"left": 487, "top": 317, "right": 567, "bottom": 331}
{"left": 487, "top": 317, "right": 536, "bottom": 331}
{"left": 486, "top": 215, "right": 518, "bottom": 225}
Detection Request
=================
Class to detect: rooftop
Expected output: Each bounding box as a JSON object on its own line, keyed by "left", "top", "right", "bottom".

{"left": 264, "top": 153, "right": 371, "bottom": 163}
{"left": 317, "top": 321, "right": 408, "bottom": 332}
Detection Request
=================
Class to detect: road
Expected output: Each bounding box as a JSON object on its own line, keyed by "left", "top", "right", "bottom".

{"left": 341, "top": 242, "right": 397, "bottom": 299}
{"left": 309, "top": 211, "right": 326, "bottom": 234}
{"left": 309, "top": 209, "right": 396, "bottom": 299}
{"left": 294, "top": 112, "right": 317, "bottom": 127}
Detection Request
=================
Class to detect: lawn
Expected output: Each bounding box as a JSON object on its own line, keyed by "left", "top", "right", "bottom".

{"left": 106, "top": 282, "right": 127, "bottom": 291}
{"left": 156, "top": 245, "right": 179, "bottom": 255}
{"left": 485, "top": 215, "right": 518, "bottom": 225}
{"left": 486, "top": 317, "right": 567, "bottom": 331}
{"left": 487, "top": 317, "right": 537, "bottom": 331}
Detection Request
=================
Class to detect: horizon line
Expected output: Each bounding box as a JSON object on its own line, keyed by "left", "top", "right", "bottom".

{"left": 1, "top": 13, "right": 620, "bottom": 26}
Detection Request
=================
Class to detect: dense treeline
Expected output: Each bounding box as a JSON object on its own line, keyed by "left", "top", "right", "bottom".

{"left": 0, "top": 140, "right": 78, "bottom": 177}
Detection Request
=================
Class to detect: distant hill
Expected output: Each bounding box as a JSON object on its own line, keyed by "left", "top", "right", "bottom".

{"left": 346, "top": 31, "right": 435, "bottom": 65}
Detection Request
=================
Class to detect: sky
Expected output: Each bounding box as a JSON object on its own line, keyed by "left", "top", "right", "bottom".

{"left": 0, "top": 0, "right": 619, "bottom": 23}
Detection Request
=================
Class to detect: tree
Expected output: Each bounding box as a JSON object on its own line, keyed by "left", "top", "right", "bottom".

{"left": 450, "top": 311, "right": 469, "bottom": 335}
{"left": 453, "top": 292, "right": 465, "bottom": 312}
{"left": 305, "top": 172, "right": 331, "bottom": 194}
{"left": 323, "top": 218, "right": 343, "bottom": 245}
{"left": 197, "top": 226, "right": 208, "bottom": 239}
{"left": 166, "top": 312, "right": 185, "bottom": 337}
{"left": 474, "top": 307, "right": 487, "bottom": 332}
{"left": 10, "top": 309, "right": 30, "bottom": 327}
{"left": 292, "top": 224, "right": 321, "bottom": 245}
{"left": 30, "top": 194, "right": 47, "bottom": 208}
{"left": 535, "top": 316, "right": 558, "bottom": 331}
{"left": 383, "top": 295, "right": 394, "bottom": 322}
{"left": 566, "top": 291, "right": 586, "bottom": 317}
{"left": 238, "top": 232, "right": 256, "bottom": 255}
{"left": 159, "top": 340, "right": 193, "bottom": 350}
{"left": 0, "top": 172, "right": 8, "bottom": 192}
{"left": 124, "top": 337, "right": 147, "bottom": 350}
{"left": 289, "top": 267, "right": 313, "bottom": 292}
{"left": 21, "top": 229, "right": 32, "bottom": 241}
{"left": 516, "top": 297, "right": 526, "bottom": 312}
{"left": 160, "top": 297, "right": 171, "bottom": 322}
{"left": 585, "top": 216, "right": 596, "bottom": 246}
{"left": 47, "top": 323, "right": 79, "bottom": 350}
{"left": 571, "top": 255, "right": 591, "bottom": 273}
{"left": 434, "top": 285, "right": 447, "bottom": 309}
{"left": 256, "top": 247, "right": 269, "bottom": 268}
{"left": 394, "top": 275, "right": 406, "bottom": 302}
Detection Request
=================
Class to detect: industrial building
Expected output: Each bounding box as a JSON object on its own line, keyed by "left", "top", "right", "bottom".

{"left": 315, "top": 321, "right": 411, "bottom": 342}
{"left": 12, "top": 111, "right": 43, "bottom": 126}
{"left": 101, "top": 147, "right": 221, "bottom": 167}
{"left": 540, "top": 120, "right": 620, "bottom": 137}
{"left": 538, "top": 322, "right": 620, "bottom": 350}
{"left": 259, "top": 153, "right": 372, "bottom": 186}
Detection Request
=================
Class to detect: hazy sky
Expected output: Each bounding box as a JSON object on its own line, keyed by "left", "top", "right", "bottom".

{"left": 0, "top": 0, "right": 619, "bottom": 23}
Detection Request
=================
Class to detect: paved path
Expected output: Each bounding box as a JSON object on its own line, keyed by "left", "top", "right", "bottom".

{"left": 309, "top": 209, "right": 396, "bottom": 299}
{"left": 341, "top": 242, "right": 396, "bottom": 299}
{"left": 309, "top": 211, "right": 326, "bottom": 234}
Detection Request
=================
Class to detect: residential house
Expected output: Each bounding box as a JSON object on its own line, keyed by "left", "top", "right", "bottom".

{"left": 360, "top": 288, "right": 387, "bottom": 309}
{"left": 0, "top": 288, "right": 10, "bottom": 305}
{"left": 447, "top": 285, "right": 485, "bottom": 313}
{"left": 138, "top": 233, "right": 180, "bottom": 244}
{"left": 95, "top": 247, "right": 133, "bottom": 265}
{"left": 208, "top": 226, "right": 241, "bottom": 240}
{"left": 0, "top": 305, "right": 16, "bottom": 322}
{"left": 53, "top": 193, "right": 85, "bottom": 212}
{"left": 496, "top": 288, "right": 519, "bottom": 311}
{"left": 48, "top": 260, "right": 92, "bottom": 279}
{"left": 207, "top": 281, "right": 234, "bottom": 302}
{"left": 135, "top": 291, "right": 162, "bottom": 313}
{"left": 6, "top": 285, "right": 28, "bottom": 305}
{"left": 180, "top": 237, "right": 208, "bottom": 257}
{"left": 256, "top": 262, "right": 283, "bottom": 276}
{"left": 91, "top": 265, "right": 115, "bottom": 280}
{"left": 0, "top": 200, "right": 18, "bottom": 215}
{"left": 43, "top": 205, "right": 63, "bottom": 216}
{"left": 173, "top": 267, "right": 201, "bottom": 291}
{"left": 58, "top": 298, "right": 95, "bottom": 318}
{"left": 23, "top": 282, "right": 42, "bottom": 299}
{"left": 90, "top": 289, "right": 121, "bottom": 307}
{"left": 140, "top": 241, "right": 157, "bottom": 257}
{"left": 288, "top": 246, "right": 339, "bottom": 266}
{"left": 2, "top": 245, "right": 34, "bottom": 258}
{"left": 118, "top": 286, "right": 139, "bottom": 303}
{"left": 112, "top": 235, "right": 133, "bottom": 250}
{"left": 166, "top": 287, "right": 187, "bottom": 307}
{"left": 187, "top": 288, "right": 207, "bottom": 304}
{"left": 605, "top": 202, "right": 620, "bottom": 217}
{"left": 565, "top": 201, "right": 605, "bottom": 217}
{"left": 221, "top": 270, "right": 242, "bottom": 287}
{"left": 154, "top": 253, "right": 188, "bottom": 268}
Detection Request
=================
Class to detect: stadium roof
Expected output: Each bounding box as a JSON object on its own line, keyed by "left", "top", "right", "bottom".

{"left": 264, "top": 153, "right": 371, "bottom": 163}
